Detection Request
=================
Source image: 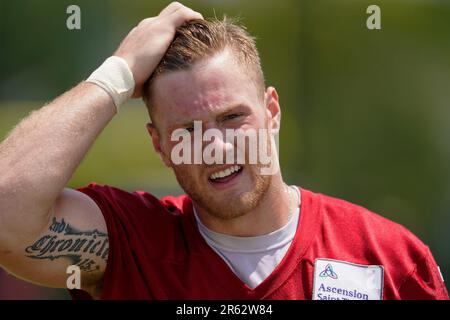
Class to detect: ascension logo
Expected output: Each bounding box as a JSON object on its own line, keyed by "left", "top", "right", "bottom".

{"left": 319, "top": 264, "right": 338, "bottom": 279}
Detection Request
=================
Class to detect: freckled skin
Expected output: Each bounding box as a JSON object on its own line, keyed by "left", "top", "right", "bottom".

{"left": 148, "top": 50, "right": 292, "bottom": 236}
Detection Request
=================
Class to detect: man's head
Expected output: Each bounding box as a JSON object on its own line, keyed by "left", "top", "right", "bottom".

{"left": 143, "top": 17, "right": 265, "bottom": 118}
{"left": 144, "top": 18, "right": 282, "bottom": 220}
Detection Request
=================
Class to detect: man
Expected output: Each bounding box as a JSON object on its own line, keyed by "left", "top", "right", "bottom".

{"left": 0, "top": 2, "right": 447, "bottom": 300}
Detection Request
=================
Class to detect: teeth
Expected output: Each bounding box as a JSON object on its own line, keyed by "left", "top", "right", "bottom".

{"left": 210, "top": 165, "right": 241, "bottom": 180}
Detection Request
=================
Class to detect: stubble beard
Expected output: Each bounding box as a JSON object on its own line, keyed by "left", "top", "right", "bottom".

{"left": 173, "top": 163, "right": 272, "bottom": 221}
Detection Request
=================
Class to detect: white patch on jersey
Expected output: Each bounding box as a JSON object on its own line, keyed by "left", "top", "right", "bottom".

{"left": 313, "top": 258, "right": 384, "bottom": 300}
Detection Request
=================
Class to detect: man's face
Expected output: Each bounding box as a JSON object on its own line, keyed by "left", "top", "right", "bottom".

{"left": 148, "top": 50, "right": 280, "bottom": 219}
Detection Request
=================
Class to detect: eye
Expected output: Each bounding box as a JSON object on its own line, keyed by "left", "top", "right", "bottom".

{"left": 223, "top": 113, "right": 244, "bottom": 121}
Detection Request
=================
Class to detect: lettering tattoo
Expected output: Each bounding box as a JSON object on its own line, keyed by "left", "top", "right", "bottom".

{"left": 25, "top": 217, "right": 109, "bottom": 272}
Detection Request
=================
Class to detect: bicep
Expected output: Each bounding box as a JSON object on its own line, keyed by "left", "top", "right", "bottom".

{"left": 0, "top": 188, "right": 109, "bottom": 291}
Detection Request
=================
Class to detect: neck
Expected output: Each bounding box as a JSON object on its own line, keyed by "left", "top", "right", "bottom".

{"left": 194, "top": 174, "right": 298, "bottom": 237}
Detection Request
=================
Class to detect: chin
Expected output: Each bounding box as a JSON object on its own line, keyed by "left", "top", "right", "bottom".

{"left": 207, "top": 195, "right": 257, "bottom": 220}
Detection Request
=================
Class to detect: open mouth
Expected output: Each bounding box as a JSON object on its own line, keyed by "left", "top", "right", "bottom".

{"left": 208, "top": 165, "right": 243, "bottom": 185}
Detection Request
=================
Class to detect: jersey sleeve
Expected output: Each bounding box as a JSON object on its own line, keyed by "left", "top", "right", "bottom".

{"left": 69, "top": 183, "right": 186, "bottom": 299}
{"left": 398, "top": 247, "right": 449, "bottom": 300}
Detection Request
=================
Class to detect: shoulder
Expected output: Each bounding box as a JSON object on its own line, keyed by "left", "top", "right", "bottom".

{"left": 76, "top": 183, "right": 194, "bottom": 257}
{"left": 322, "top": 191, "right": 422, "bottom": 241}
{"left": 76, "top": 183, "right": 194, "bottom": 234}
{"left": 304, "top": 188, "right": 429, "bottom": 268}
{"left": 306, "top": 189, "right": 448, "bottom": 299}
{"left": 77, "top": 182, "right": 191, "bottom": 215}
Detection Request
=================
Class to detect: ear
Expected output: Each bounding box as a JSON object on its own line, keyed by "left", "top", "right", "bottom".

{"left": 146, "top": 123, "right": 172, "bottom": 168}
{"left": 264, "top": 87, "right": 281, "bottom": 135}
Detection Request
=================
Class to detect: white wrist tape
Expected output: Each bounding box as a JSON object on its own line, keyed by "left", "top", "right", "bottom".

{"left": 86, "top": 56, "right": 135, "bottom": 111}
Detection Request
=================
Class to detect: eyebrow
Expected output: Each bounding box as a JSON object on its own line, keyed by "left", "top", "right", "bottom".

{"left": 170, "top": 104, "right": 250, "bottom": 130}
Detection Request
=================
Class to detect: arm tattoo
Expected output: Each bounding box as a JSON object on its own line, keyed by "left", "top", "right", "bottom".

{"left": 25, "top": 217, "right": 109, "bottom": 272}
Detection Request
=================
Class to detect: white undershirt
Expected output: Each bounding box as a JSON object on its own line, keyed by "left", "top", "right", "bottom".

{"left": 194, "top": 187, "right": 301, "bottom": 289}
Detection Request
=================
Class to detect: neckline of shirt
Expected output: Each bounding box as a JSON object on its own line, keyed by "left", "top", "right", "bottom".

{"left": 193, "top": 186, "right": 301, "bottom": 254}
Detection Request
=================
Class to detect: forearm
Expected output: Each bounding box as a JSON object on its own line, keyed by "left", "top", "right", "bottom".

{"left": 0, "top": 82, "right": 115, "bottom": 238}
{"left": 0, "top": 1, "right": 203, "bottom": 247}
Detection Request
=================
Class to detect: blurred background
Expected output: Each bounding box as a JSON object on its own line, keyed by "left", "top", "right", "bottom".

{"left": 0, "top": 0, "right": 449, "bottom": 299}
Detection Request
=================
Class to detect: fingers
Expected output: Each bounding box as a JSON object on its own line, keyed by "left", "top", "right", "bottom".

{"left": 169, "top": 7, "right": 203, "bottom": 28}
{"left": 159, "top": 2, "right": 184, "bottom": 17}
{"left": 160, "top": 2, "right": 203, "bottom": 27}
{"left": 114, "top": 1, "right": 204, "bottom": 98}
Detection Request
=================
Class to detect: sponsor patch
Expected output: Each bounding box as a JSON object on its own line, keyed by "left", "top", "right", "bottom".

{"left": 313, "top": 258, "right": 384, "bottom": 300}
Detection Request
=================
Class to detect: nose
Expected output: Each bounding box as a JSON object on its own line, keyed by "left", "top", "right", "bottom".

{"left": 202, "top": 123, "right": 234, "bottom": 165}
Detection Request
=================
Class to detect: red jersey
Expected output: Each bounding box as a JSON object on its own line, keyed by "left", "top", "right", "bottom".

{"left": 69, "top": 183, "right": 448, "bottom": 300}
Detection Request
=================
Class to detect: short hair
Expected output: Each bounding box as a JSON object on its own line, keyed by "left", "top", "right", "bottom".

{"left": 142, "top": 17, "right": 266, "bottom": 119}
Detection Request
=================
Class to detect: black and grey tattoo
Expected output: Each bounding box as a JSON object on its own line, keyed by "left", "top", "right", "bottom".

{"left": 25, "top": 217, "right": 109, "bottom": 272}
